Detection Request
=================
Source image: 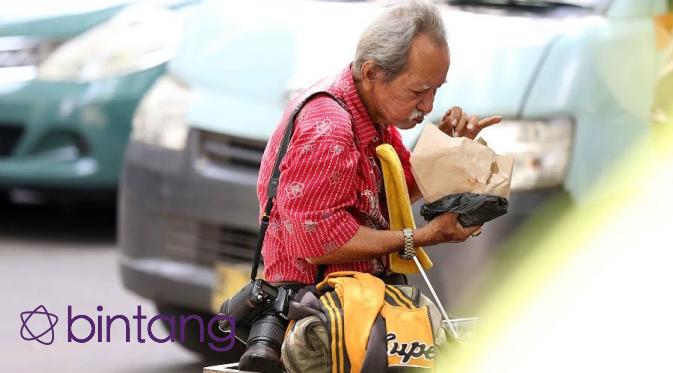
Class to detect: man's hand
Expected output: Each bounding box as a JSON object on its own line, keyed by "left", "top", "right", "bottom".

{"left": 414, "top": 212, "right": 481, "bottom": 246}
{"left": 438, "top": 106, "right": 502, "bottom": 140}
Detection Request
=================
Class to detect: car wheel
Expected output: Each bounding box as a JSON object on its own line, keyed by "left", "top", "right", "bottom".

{"left": 154, "top": 302, "right": 245, "bottom": 363}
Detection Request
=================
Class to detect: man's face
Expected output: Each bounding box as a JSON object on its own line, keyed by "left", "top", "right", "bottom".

{"left": 370, "top": 33, "right": 450, "bottom": 129}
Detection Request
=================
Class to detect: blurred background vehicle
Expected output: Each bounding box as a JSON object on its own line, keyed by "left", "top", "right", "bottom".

{"left": 0, "top": 0, "right": 197, "bottom": 205}
{"left": 118, "top": 0, "right": 669, "bottom": 358}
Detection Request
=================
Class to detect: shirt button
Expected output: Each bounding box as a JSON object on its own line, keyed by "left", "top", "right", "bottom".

{"left": 373, "top": 136, "right": 379, "bottom": 142}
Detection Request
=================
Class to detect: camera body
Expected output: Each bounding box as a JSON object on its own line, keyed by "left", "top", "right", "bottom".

{"left": 218, "top": 279, "right": 295, "bottom": 373}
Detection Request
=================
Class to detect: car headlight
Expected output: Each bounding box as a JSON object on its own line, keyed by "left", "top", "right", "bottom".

{"left": 37, "top": 4, "right": 186, "bottom": 81}
{"left": 131, "top": 74, "right": 190, "bottom": 151}
{"left": 479, "top": 118, "right": 574, "bottom": 192}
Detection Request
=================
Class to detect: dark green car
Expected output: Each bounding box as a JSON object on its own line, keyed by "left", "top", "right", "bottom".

{"left": 0, "top": 0, "right": 196, "bottom": 203}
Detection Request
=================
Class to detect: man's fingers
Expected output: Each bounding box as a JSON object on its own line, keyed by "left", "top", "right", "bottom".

{"left": 465, "top": 115, "right": 479, "bottom": 131}
{"left": 442, "top": 110, "right": 451, "bottom": 123}
{"left": 452, "top": 223, "right": 482, "bottom": 242}
{"left": 456, "top": 114, "right": 475, "bottom": 136}
{"left": 454, "top": 113, "right": 469, "bottom": 135}
{"left": 467, "top": 225, "right": 482, "bottom": 234}
{"left": 464, "top": 224, "right": 482, "bottom": 237}
{"left": 449, "top": 106, "right": 462, "bottom": 127}
{"left": 478, "top": 116, "right": 502, "bottom": 129}
{"left": 442, "top": 108, "right": 502, "bottom": 137}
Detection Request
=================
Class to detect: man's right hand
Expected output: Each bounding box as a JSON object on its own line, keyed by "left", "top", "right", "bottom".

{"left": 414, "top": 212, "right": 481, "bottom": 246}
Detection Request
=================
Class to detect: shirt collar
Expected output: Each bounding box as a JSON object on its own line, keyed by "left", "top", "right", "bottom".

{"left": 336, "top": 64, "right": 381, "bottom": 146}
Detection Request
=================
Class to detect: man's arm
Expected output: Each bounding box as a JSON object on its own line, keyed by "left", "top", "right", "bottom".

{"left": 306, "top": 211, "right": 480, "bottom": 265}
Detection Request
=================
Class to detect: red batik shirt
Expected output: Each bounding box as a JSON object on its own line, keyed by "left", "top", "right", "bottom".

{"left": 257, "top": 65, "right": 417, "bottom": 284}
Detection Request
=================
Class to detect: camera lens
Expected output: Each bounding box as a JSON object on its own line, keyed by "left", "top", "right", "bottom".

{"left": 239, "top": 313, "right": 288, "bottom": 373}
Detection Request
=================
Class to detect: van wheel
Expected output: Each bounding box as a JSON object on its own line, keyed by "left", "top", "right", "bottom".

{"left": 154, "top": 303, "right": 245, "bottom": 363}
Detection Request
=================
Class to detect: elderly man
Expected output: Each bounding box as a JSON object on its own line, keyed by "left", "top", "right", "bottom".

{"left": 257, "top": 0, "right": 501, "bottom": 285}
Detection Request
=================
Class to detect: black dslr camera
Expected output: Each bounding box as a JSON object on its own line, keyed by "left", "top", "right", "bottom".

{"left": 218, "top": 279, "right": 296, "bottom": 373}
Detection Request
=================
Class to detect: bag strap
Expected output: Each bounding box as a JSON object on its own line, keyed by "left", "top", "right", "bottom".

{"left": 251, "top": 91, "right": 344, "bottom": 283}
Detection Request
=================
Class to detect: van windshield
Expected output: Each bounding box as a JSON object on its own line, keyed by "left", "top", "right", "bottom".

{"left": 447, "top": 0, "right": 608, "bottom": 11}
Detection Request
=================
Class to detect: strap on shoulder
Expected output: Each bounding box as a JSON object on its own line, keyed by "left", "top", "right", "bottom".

{"left": 251, "top": 91, "right": 344, "bottom": 282}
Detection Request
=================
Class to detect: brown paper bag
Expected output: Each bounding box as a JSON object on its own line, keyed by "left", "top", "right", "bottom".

{"left": 410, "top": 124, "right": 514, "bottom": 203}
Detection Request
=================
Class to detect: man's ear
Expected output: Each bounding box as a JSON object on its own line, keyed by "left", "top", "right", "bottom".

{"left": 360, "top": 60, "right": 381, "bottom": 91}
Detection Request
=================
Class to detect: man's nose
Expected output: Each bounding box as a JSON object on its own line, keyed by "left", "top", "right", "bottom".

{"left": 417, "top": 91, "right": 434, "bottom": 114}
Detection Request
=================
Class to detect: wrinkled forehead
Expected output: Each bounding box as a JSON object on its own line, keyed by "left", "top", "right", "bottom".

{"left": 402, "top": 43, "right": 450, "bottom": 89}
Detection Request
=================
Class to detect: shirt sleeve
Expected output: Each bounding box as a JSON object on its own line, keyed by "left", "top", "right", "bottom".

{"left": 388, "top": 126, "right": 418, "bottom": 193}
{"left": 272, "top": 96, "right": 361, "bottom": 259}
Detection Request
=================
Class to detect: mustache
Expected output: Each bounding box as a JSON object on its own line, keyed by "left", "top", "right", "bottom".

{"left": 409, "top": 109, "right": 425, "bottom": 122}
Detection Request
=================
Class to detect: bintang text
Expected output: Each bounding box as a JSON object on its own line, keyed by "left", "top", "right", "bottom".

{"left": 25, "top": 305, "right": 237, "bottom": 352}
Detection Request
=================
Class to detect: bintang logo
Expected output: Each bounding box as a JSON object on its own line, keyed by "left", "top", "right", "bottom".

{"left": 20, "top": 305, "right": 59, "bottom": 345}
{"left": 19, "top": 304, "right": 236, "bottom": 352}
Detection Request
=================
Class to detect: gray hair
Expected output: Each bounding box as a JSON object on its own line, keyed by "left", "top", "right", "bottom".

{"left": 354, "top": 0, "right": 447, "bottom": 83}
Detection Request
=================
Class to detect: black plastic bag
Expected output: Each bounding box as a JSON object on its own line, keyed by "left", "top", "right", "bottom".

{"left": 420, "top": 192, "right": 508, "bottom": 227}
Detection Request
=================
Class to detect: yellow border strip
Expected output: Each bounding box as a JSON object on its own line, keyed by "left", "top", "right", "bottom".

{"left": 321, "top": 295, "right": 342, "bottom": 373}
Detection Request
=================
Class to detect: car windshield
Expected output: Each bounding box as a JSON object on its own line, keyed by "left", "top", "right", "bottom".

{"left": 447, "top": 0, "right": 608, "bottom": 11}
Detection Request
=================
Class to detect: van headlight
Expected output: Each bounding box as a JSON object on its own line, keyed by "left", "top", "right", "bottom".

{"left": 37, "top": 5, "right": 185, "bottom": 81}
{"left": 480, "top": 118, "right": 574, "bottom": 192}
{"left": 131, "top": 75, "right": 190, "bottom": 151}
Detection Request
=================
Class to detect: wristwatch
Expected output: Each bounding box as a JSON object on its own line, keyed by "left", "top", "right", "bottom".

{"left": 401, "top": 228, "right": 415, "bottom": 259}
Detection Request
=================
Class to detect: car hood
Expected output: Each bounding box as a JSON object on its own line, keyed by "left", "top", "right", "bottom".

{"left": 0, "top": 0, "right": 195, "bottom": 38}
{"left": 174, "top": 0, "right": 581, "bottom": 144}
{"left": 0, "top": 1, "right": 132, "bottom": 38}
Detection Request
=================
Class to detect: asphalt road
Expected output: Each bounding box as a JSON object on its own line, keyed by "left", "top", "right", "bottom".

{"left": 0, "top": 202, "right": 217, "bottom": 373}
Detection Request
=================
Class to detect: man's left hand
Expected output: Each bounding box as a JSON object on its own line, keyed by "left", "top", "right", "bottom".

{"left": 438, "top": 106, "right": 502, "bottom": 139}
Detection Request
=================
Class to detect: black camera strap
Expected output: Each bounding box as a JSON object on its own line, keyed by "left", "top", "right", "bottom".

{"left": 251, "top": 91, "right": 345, "bottom": 284}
